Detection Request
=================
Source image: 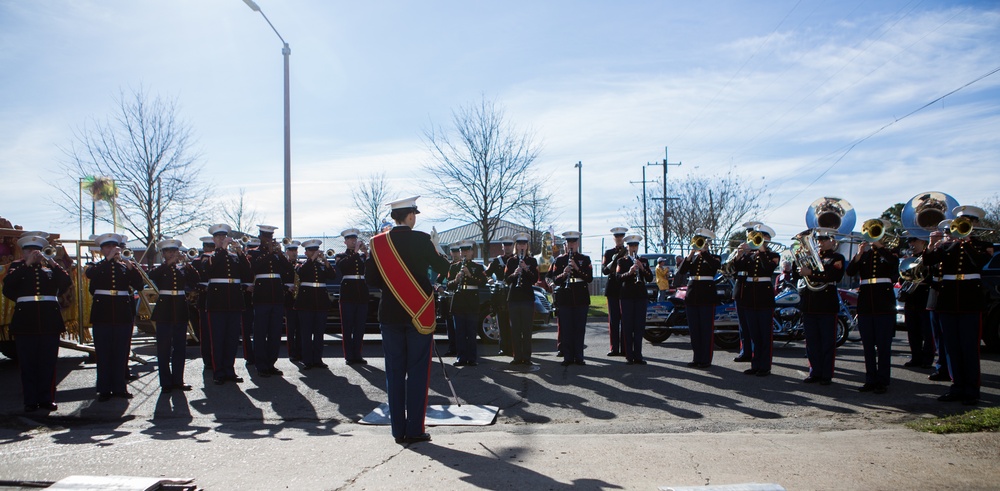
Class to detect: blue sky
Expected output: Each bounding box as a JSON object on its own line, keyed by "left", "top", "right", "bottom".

{"left": 1, "top": 1, "right": 998, "bottom": 256}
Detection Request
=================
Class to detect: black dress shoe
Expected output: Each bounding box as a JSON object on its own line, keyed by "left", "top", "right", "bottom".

{"left": 819, "top": 379, "right": 832, "bottom": 386}
{"left": 403, "top": 433, "right": 432, "bottom": 444}
{"left": 755, "top": 370, "right": 771, "bottom": 377}
{"left": 213, "top": 378, "right": 226, "bottom": 385}
{"left": 607, "top": 351, "right": 622, "bottom": 357}
{"left": 686, "top": 361, "right": 699, "bottom": 368}
{"left": 301, "top": 364, "right": 313, "bottom": 371}
{"left": 178, "top": 384, "right": 193, "bottom": 391}
{"left": 560, "top": 360, "right": 572, "bottom": 367}
{"left": 269, "top": 368, "right": 284, "bottom": 375}
{"left": 24, "top": 404, "right": 38, "bottom": 413}
{"left": 228, "top": 376, "right": 244, "bottom": 383}
{"left": 113, "top": 392, "right": 134, "bottom": 399}
{"left": 803, "top": 376, "right": 819, "bottom": 384}
{"left": 257, "top": 370, "right": 271, "bottom": 378}
{"left": 356, "top": 359, "right": 368, "bottom": 365}
{"left": 39, "top": 402, "right": 58, "bottom": 411}
{"left": 626, "top": 360, "right": 635, "bottom": 365}
{"left": 903, "top": 359, "right": 921, "bottom": 367}
{"left": 733, "top": 355, "right": 752, "bottom": 362}
{"left": 634, "top": 360, "right": 648, "bottom": 365}
{"left": 453, "top": 361, "right": 467, "bottom": 367}
{"left": 466, "top": 361, "right": 478, "bottom": 367}
{"left": 937, "top": 393, "right": 960, "bottom": 402}
{"left": 928, "top": 371, "right": 951, "bottom": 381}
{"left": 312, "top": 362, "right": 328, "bottom": 369}
{"left": 858, "top": 383, "right": 876, "bottom": 392}
{"left": 395, "top": 437, "right": 406, "bottom": 444}
{"left": 98, "top": 393, "right": 112, "bottom": 401}
{"left": 743, "top": 368, "right": 759, "bottom": 375}
{"left": 127, "top": 374, "right": 139, "bottom": 381}
{"left": 574, "top": 360, "right": 586, "bottom": 365}
{"left": 695, "top": 363, "right": 711, "bottom": 369}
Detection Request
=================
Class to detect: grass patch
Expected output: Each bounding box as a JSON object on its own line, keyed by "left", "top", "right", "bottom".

{"left": 906, "top": 407, "right": 1000, "bottom": 434}
{"left": 588, "top": 296, "right": 608, "bottom": 318}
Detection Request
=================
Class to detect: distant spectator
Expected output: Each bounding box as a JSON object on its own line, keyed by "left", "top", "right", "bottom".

{"left": 655, "top": 257, "right": 671, "bottom": 301}
{"left": 671, "top": 255, "right": 688, "bottom": 286}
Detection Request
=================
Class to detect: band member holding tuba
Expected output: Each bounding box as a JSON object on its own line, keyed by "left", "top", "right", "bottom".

{"left": 248, "top": 225, "right": 294, "bottom": 378}
{"left": 846, "top": 219, "right": 900, "bottom": 394}
{"left": 731, "top": 221, "right": 762, "bottom": 363}
{"left": 2, "top": 234, "right": 72, "bottom": 412}
{"left": 335, "top": 228, "right": 369, "bottom": 365}
{"left": 364, "top": 196, "right": 451, "bottom": 444}
{"left": 504, "top": 232, "right": 539, "bottom": 366}
{"left": 203, "top": 224, "right": 252, "bottom": 386}
{"left": 602, "top": 227, "right": 628, "bottom": 357}
{"left": 675, "top": 228, "right": 721, "bottom": 368}
{"left": 548, "top": 231, "right": 594, "bottom": 367}
{"left": 296, "top": 239, "right": 337, "bottom": 370}
{"left": 86, "top": 233, "right": 144, "bottom": 401}
{"left": 484, "top": 235, "right": 515, "bottom": 356}
{"left": 732, "top": 224, "right": 781, "bottom": 376}
{"left": 147, "top": 239, "right": 200, "bottom": 393}
{"left": 794, "top": 227, "right": 845, "bottom": 385}
{"left": 924, "top": 205, "right": 994, "bottom": 405}
{"left": 448, "top": 240, "right": 488, "bottom": 366}
{"left": 615, "top": 234, "right": 654, "bottom": 365}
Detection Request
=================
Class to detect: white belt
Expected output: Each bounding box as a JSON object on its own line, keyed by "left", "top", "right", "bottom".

{"left": 158, "top": 290, "right": 185, "bottom": 296}
{"left": 300, "top": 282, "right": 326, "bottom": 288}
{"left": 94, "top": 290, "right": 131, "bottom": 296}
{"left": 690, "top": 276, "right": 714, "bottom": 281}
{"left": 566, "top": 278, "right": 584, "bottom": 283}
{"left": 255, "top": 273, "right": 282, "bottom": 279}
{"left": 17, "top": 295, "right": 58, "bottom": 302}
{"left": 209, "top": 278, "right": 240, "bottom": 284}
{"left": 861, "top": 278, "right": 892, "bottom": 285}
{"left": 735, "top": 271, "right": 747, "bottom": 276}
{"left": 341, "top": 275, "right": 365, "bottom": 280}
{"left": 746, "top": 277, "right": 772, "bottom": 282}
{"left": 942, "top": 274, "right": 980, "bottom": 281}
{"left": 459, "top": 285, "right": 479, "bottom": 290}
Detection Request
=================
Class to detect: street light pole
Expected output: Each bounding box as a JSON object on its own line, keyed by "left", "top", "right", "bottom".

{"left": 574, "top": 161, "right": 582, "bottom": 249}
{"left": 242, "top": 0, "right": 293, "bottom": 239}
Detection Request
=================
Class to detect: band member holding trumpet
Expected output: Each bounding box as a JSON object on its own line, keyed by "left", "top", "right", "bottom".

{"left": 675, "top": 229, "right": 721, "bottom": 368}
{"left": 615, "top": 234, "right": 654, "bottom": 365}
{"left": 795, "top": 227, "right": 845, "bottom": 385}
{"left": 504, "top": 232, "right": 539, "bottom": 366}
{"left": 732, "top": 224, "right": 781, "bottom": 376}
{"left": 248, "top": 225, "right": 294, "bottom": 378}
{"left": 241, "top": 237, "right": 260, "bottom": 368}
{"left": 86, "top": 233, "right": 144, "bottom": 401}
{"left": 335, "top": 228, "right": 370, "bottom": 365}
{"left": 204, "top": 224, "right": 252, "bottom": 386}
{"left": 846, "top": 219, "right": 900, "bottom": 394}
{"left": 485, "top": 236, "right": 515, "bottom": 356}
{"left": 924, "top": 205, "right": 994, "bottom": 405}
{"left": 192, "top": 236, "right": 216, "bottom": 368}
{"left": 2, "top": 234, "right": 72, "bottom": 412}
{"left": 548, "top": 231, "right": 593, "bottom": 367}
{"left": 448, "top": 240, "right": 488, "bottom": 366}
{"left": 283, "top": 240, "right": 302, "bottom": 362}
{"left": 296, "top": 239, "right": 337, "bottom": 370}
{"left": 602, "top": 227, "right": 628, "bottom": 357}
{"left": 148, "top": 239, "right": 200, "bottom": 393}
{"left": 732, "top": 221, "right": 762, "bottom": 363}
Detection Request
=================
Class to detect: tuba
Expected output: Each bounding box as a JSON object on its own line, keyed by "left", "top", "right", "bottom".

{"left": 898, "top": 256, "right": 927, "bottom": 295}
{"left": 791, "top": 229, "right": 827, "bottom": 292}
{"left": 901, "top": 192, "right": 958, "bottom": 240}
{"left": 806, "top": 196, "right": 856, "bottom": 236}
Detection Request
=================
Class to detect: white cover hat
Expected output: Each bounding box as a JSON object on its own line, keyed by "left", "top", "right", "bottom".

{"left": 301, "top": 239, "right": 322, "bottom": 250}
{"left": 693, "top": 228, "right": 716, "bottom": 240}
{"left": 156, "top": 239, "right": 183, "bottom": 250}
{"left": 386, "top": 196, "right": 420, "bottom": 212}
{"left": 209, "top": 224, "right": 232, "bottom": 236}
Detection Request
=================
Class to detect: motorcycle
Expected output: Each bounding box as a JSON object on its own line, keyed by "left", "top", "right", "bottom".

{"left": 644, "top": 277, "right": 854, "bottom": 349}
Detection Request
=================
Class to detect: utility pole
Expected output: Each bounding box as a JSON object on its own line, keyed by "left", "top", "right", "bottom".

{"left": 575, "top": 161, "right": 582, "bottom": 250}
{"left": 647, "top": 146, "right": 681, "bottom": 253}
{"left": 630, "top": 166, "right": 656, "bottom": 254}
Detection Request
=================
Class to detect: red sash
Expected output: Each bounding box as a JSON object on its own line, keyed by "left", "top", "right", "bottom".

{"left": 369, "top": 232, "right": 436, "bottom": 334}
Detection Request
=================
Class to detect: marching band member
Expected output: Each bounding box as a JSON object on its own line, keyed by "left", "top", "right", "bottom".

{"left": 365, "top": 196, "right": 451, "bottom": 444}
{"left": 2, "top": 234, "right": 72, "bottom": 412}
{"left": 192, "top": 236, "right": 216, "bottom": 368}
{"left": 241, "top": 237, "right": 260, "bottom": 368}
{"left": 283, "top": 240, "right": 302, "bottom": 362}
{"left": 297, "top": 239, "right": 337, "bottom": 370}
{"left": 147, "top": 239, "right": 200, "bottom": 393}
{"left": 448, "top": 240, "right": 488, "bottom": 366}
{"left": 484, "top": 236, "right": 515, "bottom": 356}
{"left": 86, "top": 233, "right": 144, "bottom": 401}
{"left": 203, "top": 224, "right": 252, "bottom": 386}
{"left": 335, "top": 229, "right": 369, "bottom": 365}
{"left": 925, "top": 230, "right": 951, "bottom": 382}
{"left": 602, "top": 227, "right": 628, "bottom": 357}
{"left": 248, "top": 225, "right": 294, "bottom": 378}
{"left": 615, "top": 235, "right": 653, "bottom": 365}
{"left": 899, "top": 234, "right": 934, "bottom": 369}
{"left": 504, "top": 232, "right": 539, "bottom": 365}
{"left": 547, "top": 231, "right": 593, "bottom": 367}
{"left": 846, "top": 220, "right": 899, "bottom": 394}
{"left": 733, "top": 224, "right": 781, "bottom": 376}
{"left": 796, "top": 227, "right": 845, "bottom": 385}
{"left": 732, "top": 221, "right": 762, "bottom": 363}
{"left": 435, "top": 242, "right": 462, "bottom": 357}
{"left": 675, "top": 228, "right": 721, "bottom": 368}
{"left": 924, "top": 206, "right": 993, "bottom": 405}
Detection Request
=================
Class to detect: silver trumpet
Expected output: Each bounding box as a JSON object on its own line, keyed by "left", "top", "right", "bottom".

{"left": 630, "top": 252, "right": 644, "bottom": 284}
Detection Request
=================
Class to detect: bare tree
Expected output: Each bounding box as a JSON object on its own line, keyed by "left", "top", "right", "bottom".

{"left": 422, "top": 96, "right": 542, "bottom": 254}
{"left": 626, "top": 168, "right": 769, "bottom": 255}
{"left": 976, "top": 193, "right": 1000, "bottom": 243}
{"left": 57, "top": 87, "right": 211, "bottom": 254}
{"left": 515, "top": 184, "right": 556, "bottom": 255}
{"left": 351, "top": 171, "right": 393, "bottom": 237}
{"left": 221, "top": 188, "right": 265, "bottom": 235}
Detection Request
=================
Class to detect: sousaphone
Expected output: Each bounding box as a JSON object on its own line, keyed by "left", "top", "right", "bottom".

{"left": 900, "top": 191, "right": 958, "bottom": 241}
{"left": 805, "top": 196, "right": 856, "bottom": 236}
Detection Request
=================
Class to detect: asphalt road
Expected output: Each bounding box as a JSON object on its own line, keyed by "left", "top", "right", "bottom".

{"left": 0, "top": 321, "right": 997, "bottom": 490}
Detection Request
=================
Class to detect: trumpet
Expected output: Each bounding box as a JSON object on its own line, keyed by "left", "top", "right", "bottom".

{"left": 949, "top": 216, "right": 974, "bottom": 238}
{"left": 186, "top": 247, "right": 200, "bottom": 259}
{"left": 120, "top": 248, "right": 134, "bottom": 260}
{"left": 747, "top": 231, "right": 766, "bottom": 249}
{"left": 325, "top": 248, "right": 336, "bottom": 258}
{"left": 41, "top": 245, "right": 57, "bottom": 261}
{"left": 691, "top": 236, "right": 707, "bottom": 250}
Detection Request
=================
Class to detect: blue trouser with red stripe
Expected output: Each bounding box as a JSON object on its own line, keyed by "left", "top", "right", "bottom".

{"left": 379, "top": 322, "right": 432, "bottom": 440}
{"left": 803, "top": 313, "right": 837, "bottom": 381}
{"left": 745, "top": 307, "right": 773, "bottom": 372}
{"left": 15, "top": 334, "right": 59, "bottom": 406}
